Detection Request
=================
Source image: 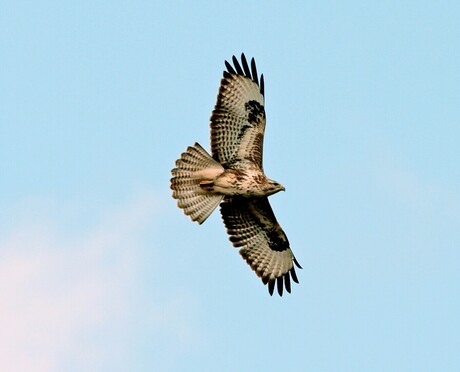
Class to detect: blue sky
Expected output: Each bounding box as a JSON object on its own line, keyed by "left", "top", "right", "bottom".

{"left": 1, "top": 1, "right": 459, "bottom": 371}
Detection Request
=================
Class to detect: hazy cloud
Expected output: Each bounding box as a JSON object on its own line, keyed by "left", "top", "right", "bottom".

{"left": 0, "top": 192, "right": 199, "bottom": 371}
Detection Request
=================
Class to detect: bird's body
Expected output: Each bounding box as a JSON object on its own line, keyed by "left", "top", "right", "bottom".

{"left": 201, "top": 163, "right": 283, "bottom": 198}
{"left": 171, "top": 54, "right": 301, "bottom": 296}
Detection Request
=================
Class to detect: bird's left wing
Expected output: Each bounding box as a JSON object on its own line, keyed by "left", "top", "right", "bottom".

{"left": 210, "top": 54, "right": 266, "bottom": 169}
{"left": 220, "top": 197, "right": 301, "bottom": 296}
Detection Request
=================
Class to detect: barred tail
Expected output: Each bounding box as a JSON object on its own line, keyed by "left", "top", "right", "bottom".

{"left": 170, "top": 143, "right": 225, "bottom": 224}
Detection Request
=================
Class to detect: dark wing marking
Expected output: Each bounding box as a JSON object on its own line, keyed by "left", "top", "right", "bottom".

{"left": 210, "top": 53, "right": 266, "bottom": 168}
{"left": 220, "top": 197, "right": 301, "bottom": 296}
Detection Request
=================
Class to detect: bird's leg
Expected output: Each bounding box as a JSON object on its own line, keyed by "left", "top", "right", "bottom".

{"left": 199, "top": 180, "right": 214, "bottom": 191}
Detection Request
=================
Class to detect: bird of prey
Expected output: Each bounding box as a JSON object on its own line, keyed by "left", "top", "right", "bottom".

{"left": 170, "top": 54, "right": 301, "bottom": 296}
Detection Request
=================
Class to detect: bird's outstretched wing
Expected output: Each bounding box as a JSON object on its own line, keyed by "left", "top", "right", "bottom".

{"left": 210, "top": 53, "right": 266, "bottom": 169}
{"left": 220, "top": 197, "right": 301, "bottom": 296}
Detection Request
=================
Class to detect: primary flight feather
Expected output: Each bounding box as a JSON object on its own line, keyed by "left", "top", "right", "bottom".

{"left": 170, "top": 54, "right": 301, "bottom": 296}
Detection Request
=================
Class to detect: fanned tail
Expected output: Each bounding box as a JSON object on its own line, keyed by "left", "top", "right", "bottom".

{"left": 171, "top": 143, "right": 224, "bottom": 224}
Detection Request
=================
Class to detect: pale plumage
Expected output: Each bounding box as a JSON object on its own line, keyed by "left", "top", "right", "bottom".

{"left": 171, "top": 54, "right": 301, "bottom": 296}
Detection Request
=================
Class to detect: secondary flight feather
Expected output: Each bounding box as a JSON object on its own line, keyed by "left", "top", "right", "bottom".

{"left": 170, "top": 54, "right": 301, "bottom": 296}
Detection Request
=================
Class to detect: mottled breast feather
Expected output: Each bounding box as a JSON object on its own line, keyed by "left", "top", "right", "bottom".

{"left": 210, "top": 54, "right": 266, "bottom": 169}
{"left": 220, "top": 197, "right": 302, "bottom": 296}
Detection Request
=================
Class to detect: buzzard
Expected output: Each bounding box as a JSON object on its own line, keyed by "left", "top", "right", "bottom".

{"left": 170, "top": 54, "right": 301, "bottom": 296}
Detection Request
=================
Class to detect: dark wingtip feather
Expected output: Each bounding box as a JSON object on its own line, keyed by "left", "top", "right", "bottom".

{"left": 290, "top": 266, "right": 299, "bottom": 284}
{"left": 225, "top": 60, "right": 236, "bottom": 75}
{"left": 240, "top": 53, "right": 251, "bottom": 79}
{"left": 225, "top": 55, "right": 263, "bottom": 95}
{"left": 260, "top": 74, "right": 265, "bottom": 96}
{"left": 277, "top": 276, "right": 284, "bottom": 296}
{"left": 232, "top": 55, "right": 244, "bottom": 75}
{"left": 250, "top": 58, "right": 259, "bottom": 86}
{"left": 284, "top": 272, "right": 291, "bottom": 293}
{"left": 268, "top": 280, "right": 275, "bottom": 296}
{"left": 294, "top": 257, "right": 302, "bottom": 269}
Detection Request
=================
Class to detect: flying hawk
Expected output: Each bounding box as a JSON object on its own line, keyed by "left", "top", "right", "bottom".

{"left": 170, "top": 54, "right": 301, "bottom": 296}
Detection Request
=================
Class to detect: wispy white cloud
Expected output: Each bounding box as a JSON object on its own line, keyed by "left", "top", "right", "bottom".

{"left": 0, "top": 192, "right": 201, "bottom": 371}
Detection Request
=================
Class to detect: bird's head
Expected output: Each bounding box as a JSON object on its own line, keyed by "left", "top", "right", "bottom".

{"left": 266, "top": 179, "right": 285, "bottom": 196}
